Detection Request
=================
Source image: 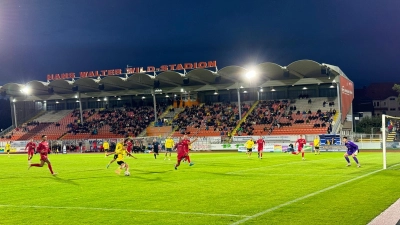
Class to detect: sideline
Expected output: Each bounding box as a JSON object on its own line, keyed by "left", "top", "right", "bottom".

{"left": 368, "top": 198, "right": 400, "bottom": 225}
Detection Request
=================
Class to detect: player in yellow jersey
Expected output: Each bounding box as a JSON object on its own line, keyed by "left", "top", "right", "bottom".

{"left": 5, "top": 141, "right": 11, "bottom": 158}
{"left": 313, "top": 136, "right": 320, "bottom": 155}
{"left": 106, "top": 139, "right": 124, "bottom": 168}
{"left": 106, "top": 139, "right": 136, "bottom": 175}
{"left": 103, "top": 140, "right": 110, "bottom": 157}
{"left": 164, "top": 137, "right": 174, "bottom": 160}
{"left": 245, "top": 138, "right": 255, "bottom": 158}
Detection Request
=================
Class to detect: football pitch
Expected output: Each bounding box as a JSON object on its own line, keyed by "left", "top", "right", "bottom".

{"left": 1, "top": 151, "right": 399, "bottom": 225}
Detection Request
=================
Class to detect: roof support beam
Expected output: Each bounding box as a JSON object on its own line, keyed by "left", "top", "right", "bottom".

{"left": 188, "top": 76, "right": 209, "bottom": 85}
{"left": 156, "top": 78, "right": 181, "bottom": 87}
{"left": 287, "top": 69, "right": 304, "bottom": 78}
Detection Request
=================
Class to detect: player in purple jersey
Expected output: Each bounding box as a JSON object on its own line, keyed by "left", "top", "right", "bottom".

{"left": 343, "top": 136, "right": 361, "bottom": 167}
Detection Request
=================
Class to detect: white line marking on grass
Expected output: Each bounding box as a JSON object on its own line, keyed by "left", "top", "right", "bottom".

{"left": 230, "top": 163, "right": 400, "bottom": 225}
{"left": 0, "top": 204, "right": 250, "bottom": 218}
{"left": 248, "top": 173, "right": 354, "bottom": 177}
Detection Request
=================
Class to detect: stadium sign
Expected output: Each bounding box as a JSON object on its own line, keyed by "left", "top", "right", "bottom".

{"left": 46, "top": 60, "right": 217, "bottom": 81}
{"left": 340, "top": 76, "right": 354, "bottom": 123}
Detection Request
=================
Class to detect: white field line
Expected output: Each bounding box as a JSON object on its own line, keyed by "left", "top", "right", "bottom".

{"left": 0, "top": 204, "right": 249, "bottom": 218}
{"left": 226, "top": 158, "right": 334, "bottom": 175}
{"left": 245, "top": 173, "right": 354, "bottom": 177}
{"left": 230, "top": 163, "right": 400, "bottom": 225}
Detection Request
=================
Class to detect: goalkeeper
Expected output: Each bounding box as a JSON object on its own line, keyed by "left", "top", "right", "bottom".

{"left": 343, "top": 136, "right": 361, "bottom": 168}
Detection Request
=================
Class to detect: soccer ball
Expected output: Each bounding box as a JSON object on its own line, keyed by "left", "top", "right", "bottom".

{"left": 124, "top": 171, "right": 130, "bottom": 176}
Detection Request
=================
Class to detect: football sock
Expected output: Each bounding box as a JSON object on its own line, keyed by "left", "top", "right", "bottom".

{"left": 345, "top": 156, "right": 350, "bottom": 163}
{"left": 353, "top": 157, "right": 359, "bottom": 164}
{"left": 30, "top": 163, "right": 41, "bottom": 167}
{"left": 301, "top": 152, "right": 304, "bottom": 157}
{"left": 48, "top": 164, "right": 54, "bottom": 174}
{"left": 154, "top": 153, "right": 157, "bottom": 159}
{"left": 186, "top": 156, "right": 191, "bottom": 163}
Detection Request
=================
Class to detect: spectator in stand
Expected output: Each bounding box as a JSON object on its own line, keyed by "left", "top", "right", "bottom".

{"left": 308, "top": 99, "right": 312, "bottom": 104}
{"left": 388, "top": 123, "right": 393, "bottom": 132}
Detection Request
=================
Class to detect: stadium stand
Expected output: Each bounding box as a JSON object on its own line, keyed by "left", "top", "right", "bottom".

{"left": 62, "top": 106, "right": 165, "bottom": 140}
{"left": 32, "top": 109, "right": 91, "bottom": 140}
{"left": 0, "top": 110, "right": 73, "bottom": 141}
{"left": 234, "top": 97, "right": 338, "bottom": 136}
{"left": 171, "top": 102, "right": 251, "bottom": 137}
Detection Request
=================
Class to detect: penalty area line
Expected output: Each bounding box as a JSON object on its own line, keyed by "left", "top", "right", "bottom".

{"left": 230, "top": 163, "right": 400, "bottom": 225}
{"left": 0, "top": 204, "right": 250, "bottom": 218}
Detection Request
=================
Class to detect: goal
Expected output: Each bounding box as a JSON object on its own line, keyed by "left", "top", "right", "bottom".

{"left": 382, "top": 114, "right": 400, "bottom": 169}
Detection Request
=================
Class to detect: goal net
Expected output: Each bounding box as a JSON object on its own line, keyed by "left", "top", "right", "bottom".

{"left": 382, "top": 114, "right": 400, "bottom": 169}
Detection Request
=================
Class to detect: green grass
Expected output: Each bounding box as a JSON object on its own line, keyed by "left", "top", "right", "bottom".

{"left": 0, "top": 151, "right": 399, "bottom": 225}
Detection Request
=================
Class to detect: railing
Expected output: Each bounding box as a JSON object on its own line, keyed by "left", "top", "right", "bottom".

{"left": 230, "top": 100, "right": 259, "bottom": 137}
{"left": 331, "top": 113, "right": 341, "bottom": 134}
{"left": 0, "top": 125, "right": 15, "bottom": 137}
{"left": 0, "top": 110, "right": 47, "bottom": 137}
{"left": 352, "top": 133, "right": 382, "bottom": 142}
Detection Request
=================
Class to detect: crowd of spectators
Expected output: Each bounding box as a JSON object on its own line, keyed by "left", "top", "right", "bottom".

{"left": 323, "top": 101, "right": 335, "bottom": 107}
{"left": 67, "top": 104, "right": 165, "bottom": 138}
{"left": 237, "top": 100, "right": 290, "bottom": 136}
{"left": 172, "top": 103, "right": 242, "bottom": 136}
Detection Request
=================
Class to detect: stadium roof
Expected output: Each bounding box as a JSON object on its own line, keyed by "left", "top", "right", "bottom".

{"left": 0, "top": 60, "right": 347, "bottom": 101}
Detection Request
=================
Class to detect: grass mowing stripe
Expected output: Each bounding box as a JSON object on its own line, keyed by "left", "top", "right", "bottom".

{"left": 226, "top": 157, "right": 337, "bottom": 174}
{"left": 0, "top": 204, "right": 250, "bottom": 218}
{"left": 230, "top": 163, "right": 400, "bottom": 225}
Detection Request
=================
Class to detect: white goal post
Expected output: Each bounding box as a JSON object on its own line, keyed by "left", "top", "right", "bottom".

{"left": 382, "top": 114, "right": 400, "bottom": 169}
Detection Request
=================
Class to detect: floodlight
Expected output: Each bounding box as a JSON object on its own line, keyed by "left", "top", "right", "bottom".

{"left": 246, "top": 70, "right": 256, "bottom": 78}
{"left": 20, "top": 86, "right": 31, "bottom": 94}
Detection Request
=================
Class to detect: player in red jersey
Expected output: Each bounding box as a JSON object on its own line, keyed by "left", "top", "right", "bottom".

{"left": 125, "top": 139, "right": 133, "bottom": 154}
{"left": 174, "top": 138, "right": 185, "bottom": 170}
{"left": 25, "top": 139, "right": 37, "bottom": 164}
{"left": 182, "top": 135, "right": 198, "bottom": 164}
{"left": 29, "top": 135, "right": 57, "bottom": 175}
{"left": 175, "top": 135, "right": 198, "bottom": 169}
{"left": 256, "top": 136, "right": 265, "bottom": 159}
{"left": 294, "top": 134, "right": 307, "bottom": 160}
{"left": 92, "top": 140, "right": 97, "bottom": 152}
